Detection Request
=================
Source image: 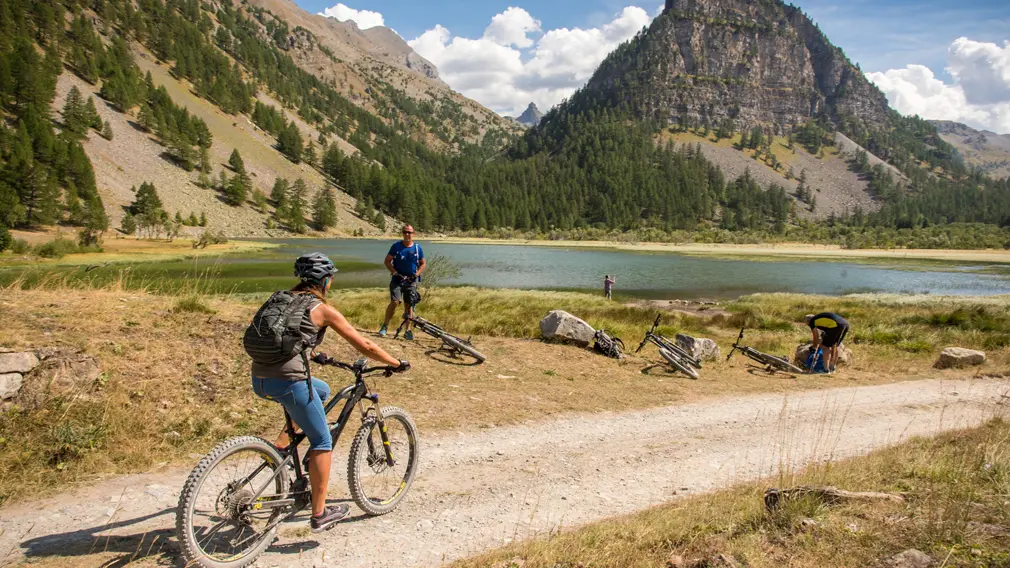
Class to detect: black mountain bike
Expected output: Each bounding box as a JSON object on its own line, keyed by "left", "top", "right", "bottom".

{"left": 176, "top": 358, "right": 420, "bottom": 568}
{"left": 395, "top": 313, "right": 486, "bottom": 363}
{"left": 727, "top": 327, "right": 806, "bottom": 375}
{"left": 635, "top": 314, "right": 702, "bottom": 380}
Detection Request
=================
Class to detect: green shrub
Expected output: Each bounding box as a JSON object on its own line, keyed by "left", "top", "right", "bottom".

{"left": 173, "top": 295, "right": 216, "bottom": 314}
{"left": 32, "top": 236, "right": 81, "bottom": 259}
{"left": 10, "top": 238, "right": 30, "bottom": 254}
{"left": 0, "top": 225, "right": 10, "bottom": 252}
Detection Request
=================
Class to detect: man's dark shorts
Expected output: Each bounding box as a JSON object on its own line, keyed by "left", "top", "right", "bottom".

{"left": 822, "top": 325, "right": 849, "bottom": 347}
{"left": 390, "top": 276, "right": 419, "bottom": 304}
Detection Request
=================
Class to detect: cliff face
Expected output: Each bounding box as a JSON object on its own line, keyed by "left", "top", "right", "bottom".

{"left": 590, "top": 0, "right": 891, "bottom": 133}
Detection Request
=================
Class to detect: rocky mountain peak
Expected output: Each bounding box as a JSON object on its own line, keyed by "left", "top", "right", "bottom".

{"left": 516, "top": 102, "right": 544, "bottom": 127}
{"left": 586, "top": 0, "right": 892, "bottom": 134}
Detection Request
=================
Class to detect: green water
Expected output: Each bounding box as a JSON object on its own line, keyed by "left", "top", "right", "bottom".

{"left": 4, "top": 238, "right": 1010, "bottom": 299}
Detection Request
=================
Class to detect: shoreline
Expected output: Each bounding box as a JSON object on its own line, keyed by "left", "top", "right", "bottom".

{"left": 423, "top": 237, "right": 1010, "bottom": 264}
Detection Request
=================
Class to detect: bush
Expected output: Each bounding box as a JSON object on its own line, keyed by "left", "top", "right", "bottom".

{"left": 193, "top": 229, "right": 228, "bottom": 249}
{"left": 10, "top": 238, "right": 30, "bottom": 254}
{"left": 32, "top": 236, "right": 82, "bottom": 259}
{"left": 173, "top": 295, "right": 216, "bottom": 314}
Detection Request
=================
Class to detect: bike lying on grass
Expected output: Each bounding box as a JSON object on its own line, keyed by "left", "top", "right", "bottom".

{"left": 635, "top": 314, "right": 702, "bottom": 380}
{"left": 726, "top": 327, "right": 806, "bottom": 375}
{"left": 395, "top": 313, "right": 486, "bottom": 363}
{"left": 176, "top": 357, "right": 420, "bottom": 568}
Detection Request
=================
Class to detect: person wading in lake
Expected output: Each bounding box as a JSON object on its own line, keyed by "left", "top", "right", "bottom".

{"left": 805, "top": 312, "right": 850, "bottom": 373}
{"left": 604, "top": 275, "right": 616, "bottom": 300}
{"left": 379, "top": 225, "right": 426, "bottom": 339}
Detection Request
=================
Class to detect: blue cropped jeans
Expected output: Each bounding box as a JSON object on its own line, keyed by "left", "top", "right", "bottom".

{"left": 252, "top": 376, "right": 332, "bottom": 451}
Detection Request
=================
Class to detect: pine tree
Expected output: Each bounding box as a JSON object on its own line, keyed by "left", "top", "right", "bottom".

{"left": 277, "top": 122, "right": 303, "bottom": 163}
{"left": 130, "top": 182, "right": 163, "bottom": 217}
{"left": 286, "top": 179, "right": 308, "bottom": 233}
{"left": 304, "top": 140, "right": 317, "bottom": 168}
{"left": 137, "top": 103, "right": 155, "bottom": 132}
{"left": 101, "top": 120, "right": 113, "bottom": 140}
{"left": 188, "top": 212, "right": 199, "bottom": 226}
{"left": 84, "top": 97, "right": 102, "bottom": 130}
{"left": 199, "top": 146, "right": 212, "bottom": 174}
{"left": 252, "top": 189, "right": 267, "bottom": 211}
{"left": 225, "top": 173, "right": 248, "bottom": 206}
{"left": 62, "top": 86, "right": 87, "bottom": 137}
{"left": 0, "top": 182, "right": 27, "bottom": 229}
{"left": 199, "top": 212, "right": 208, "bottom": 227}
{"left": 228, "top": 149, "right": 245, "bottom": 174}
{"left": 313, "top": 186, "right": 337, "bottom": 230}
{"left": 373, "top": 210, "right": 386, "bottom": 232}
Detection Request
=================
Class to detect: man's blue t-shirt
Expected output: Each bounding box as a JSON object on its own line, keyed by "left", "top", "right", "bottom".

{"left": 388, "top": 241, "right": 424, "bottom": 276}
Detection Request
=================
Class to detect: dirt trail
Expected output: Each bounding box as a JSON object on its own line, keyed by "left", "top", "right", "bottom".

{"left": 2, "top": 378, "right": 1007, "bottom": 567}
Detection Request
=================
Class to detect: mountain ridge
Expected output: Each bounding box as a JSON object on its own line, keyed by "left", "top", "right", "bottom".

{"left": 930, "top": 120, "right": 1010, "bottom": 180}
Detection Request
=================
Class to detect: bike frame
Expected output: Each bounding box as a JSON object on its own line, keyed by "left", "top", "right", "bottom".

{"left": 234, "top": 361, "right": 397, "bottom": 518}
{"left": 395, "top": 313, "right": 443, "bottom": 340}
{"left": 727, "top": 328, "right": 797, "bottom": 371}
{"left": 635, "top": 314, "right": 695, "bottom": 361}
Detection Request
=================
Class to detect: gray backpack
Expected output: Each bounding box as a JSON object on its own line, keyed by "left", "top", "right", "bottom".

{"left": 243, "top": 291, "right": 322, "bottom": 365}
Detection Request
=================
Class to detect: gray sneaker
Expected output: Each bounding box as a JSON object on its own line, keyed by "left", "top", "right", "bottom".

{"left": 378, "top": 324, "right": 388, "bottom": 337}
{"left": 310, "top": 504, "right": 350, "bottom": 533}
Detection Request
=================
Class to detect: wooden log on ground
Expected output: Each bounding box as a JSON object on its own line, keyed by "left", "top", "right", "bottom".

{"left": 764, "top": 486, "right": 904, "bottom": 511}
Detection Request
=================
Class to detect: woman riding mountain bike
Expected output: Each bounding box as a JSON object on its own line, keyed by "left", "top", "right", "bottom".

{"left": 250, "top": 253, "right": 408, "bottom": 533}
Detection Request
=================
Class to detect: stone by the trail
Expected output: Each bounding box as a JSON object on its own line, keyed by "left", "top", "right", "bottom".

{"left": 539, "top": 310, "right": 596, "bottom": 347}
{"left": 675, "top": 334, "right": 721, "bottom": 361}
{"left": 0, "top": 373, "right": 24, "bottom": 401}
{"left": 794, "top": 343, "right": 853, "bottom": 367}
{"left": 878, "top": 549, "right": 934, "bottom": 568}
{"left": 668, "top": 554, "right": 741, "bottom": 568}
{"left": 0, "top": 351, "right": 40, "bottom": 375}
{"left": 934, "top": 347, "right": 986, "bottom": 369}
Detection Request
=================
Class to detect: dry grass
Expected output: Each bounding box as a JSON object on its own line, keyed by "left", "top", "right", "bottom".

{"left": 450, "top": 417, "right": 1010, "bottom": 568}
{"left": 2, "top": 228, "right": 273, "bottom": 268}
{"left": 0, "top": 284, "right": 1005, "bottom": 507}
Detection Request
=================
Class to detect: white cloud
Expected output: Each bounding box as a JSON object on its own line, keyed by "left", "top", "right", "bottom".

{"left": 409, "top": 6, "right": 653, "bottom": 117}
{"left": 867, "top": 38, "right": 1010, "bottom": 134}
{"left": 319, "top": 3, "right": 385, "bottom": 30}
{"left": 484, "top": 7, "right": 541, "bottom": 49}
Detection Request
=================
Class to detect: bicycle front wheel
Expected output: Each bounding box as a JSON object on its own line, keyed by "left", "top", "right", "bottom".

{"left": 347, "top": 406, "right": 420, "bottom": 515}
{"left": 660, "top": 348, "right": 700, "bottom": 380}
{"left": 441, "top": 334, "right": 487, "bottom": 363}
{"left": 176, "top": 436, "right": 289, "bottom": 568}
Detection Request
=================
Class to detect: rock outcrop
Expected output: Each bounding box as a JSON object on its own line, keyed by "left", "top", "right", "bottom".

{"left": 540, "top": 311, "right": 596, "bottom": 347}
{"left": 877, "top": 549, "right": 934, "bottom": 568}
{"left": 516, "top": 103, "right": 545, "bottom": 127}
{"left": 675, "top": 334, "right": 721, "bottom": 361}
{"left": 592, "top": 0, "right": 892, "bottom": 133}
{"left": 934, "top": 347, "right": 986, "bottom": 369}
{"left": 0, "top": 348, "right": 101, "bottom": 408}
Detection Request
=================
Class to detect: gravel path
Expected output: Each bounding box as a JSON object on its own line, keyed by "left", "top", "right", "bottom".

{"left": 1, "top": 378, "right": 1006, "bottom": 568}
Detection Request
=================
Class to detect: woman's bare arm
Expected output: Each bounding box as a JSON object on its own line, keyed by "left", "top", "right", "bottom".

{"left": 314, "top": 304, "right": 401, "bottom": 366}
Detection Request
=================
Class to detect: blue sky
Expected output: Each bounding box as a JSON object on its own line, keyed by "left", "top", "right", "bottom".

{"left": 303, "top": 0, "right": 1010, "bottom": 132}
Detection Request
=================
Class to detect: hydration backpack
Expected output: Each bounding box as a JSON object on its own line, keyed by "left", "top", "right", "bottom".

{"left": 593, "top": 329, "right": 624, "bottom": 359}
{"left": 243, "top": 291, "right": 322, "bottom": 365}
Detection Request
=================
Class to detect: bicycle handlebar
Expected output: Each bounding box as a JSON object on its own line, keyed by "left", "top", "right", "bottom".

{"left": 313, "top": 355, "right": 409, "bottom": 377}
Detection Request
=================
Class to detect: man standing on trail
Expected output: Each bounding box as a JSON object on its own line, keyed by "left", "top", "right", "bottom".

{"left": 379, "top": 225, "right": 426, "bottom": 340}
{"left": 604, "top": 275, "right": 615, "bottom": 300}
{"left": 805, "top": 312, "right": 849, "bottom": 373}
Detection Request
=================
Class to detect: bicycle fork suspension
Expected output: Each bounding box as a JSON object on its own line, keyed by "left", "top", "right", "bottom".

{"left": 362, "top": 394, "right": 396, "bottom": 467}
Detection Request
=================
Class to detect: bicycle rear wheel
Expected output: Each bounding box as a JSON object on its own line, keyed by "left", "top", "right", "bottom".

{"left": 347, "top": 406, "right": 420, "bottom": 515}
{"left": 761, "top": 353, "right": 806, "bottom": 375}
{"left": 176, "top": 436, "right": 290, "bottom": 568}
{"left": 660, "top": 348, "right": 700, "bottom": 380}
{"left": 441, "top": 334, "right": 487, "bottom": 363}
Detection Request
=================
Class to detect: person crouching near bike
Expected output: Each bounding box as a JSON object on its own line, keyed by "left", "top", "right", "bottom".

{"left": 249, "top": 253, "right": 408, "bottom": 533}
{"left": 379, "top": 224, "right": 426, "bottom": 340}
{"left": 805, "top": 312, "right": 850, "bottom": 373}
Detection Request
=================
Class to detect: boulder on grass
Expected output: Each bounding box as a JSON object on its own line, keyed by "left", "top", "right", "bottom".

{"left": 0, "top": 351, "right": 40, "bottom": 375}
{"left": 539, "top": 310, "right": 595, "bottom": 347}
{"left": 934, "top": 347, "right": 986, "bottom": 369}
{"left": 0, "top": 373, "right": 23, "bottom": 401}
{"left": 675, "top": 334, "right": 721, "bottom": 361}
{"left": 877, "top": 549, "right": 934, "bottom": 568}
{"left": 794, "top": 343, "right": 853, "bottom": 367}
